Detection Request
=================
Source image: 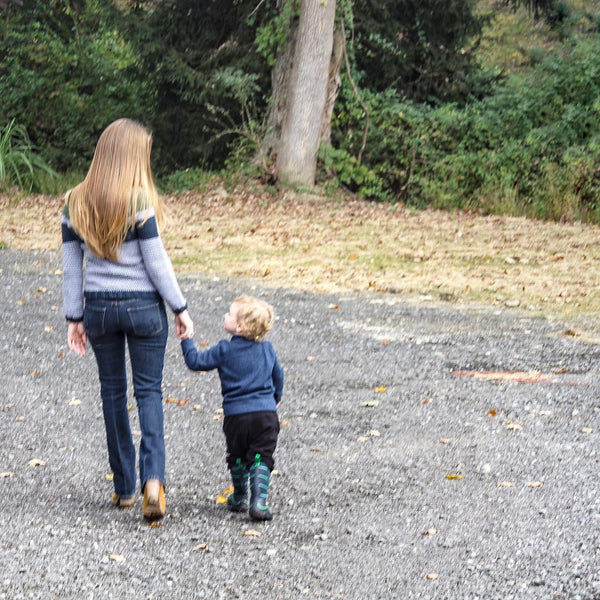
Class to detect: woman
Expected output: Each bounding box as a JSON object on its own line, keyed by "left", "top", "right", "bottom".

{"left": 62, "top": 118, "right": 193, "bottom": 520}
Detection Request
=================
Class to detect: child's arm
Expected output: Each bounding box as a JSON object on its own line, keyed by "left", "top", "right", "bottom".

{"left": 181, "top": 337, "right": 225, "bottom": 371}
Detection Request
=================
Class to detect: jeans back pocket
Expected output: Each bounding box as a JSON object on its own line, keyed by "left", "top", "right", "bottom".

{"left": 126, "top": 301, "right": 165, "bottom": 337}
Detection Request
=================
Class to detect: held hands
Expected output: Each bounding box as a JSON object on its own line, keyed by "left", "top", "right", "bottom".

{"left": 175, "top": 309, "right": 194, "bottom": 340}
{"left": 67, "top": 321, "right": 87, "bottom": 356}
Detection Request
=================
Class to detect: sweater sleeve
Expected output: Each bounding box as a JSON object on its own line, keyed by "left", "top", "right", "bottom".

{"left": 181, "top": 338, "right": 227, "bottom": 371}
{"left": 272, "top": 350, "right": 284, "bottom": 405}
{"left": 136, "top": 209, "right": 187, "bottom": 314}
{"left": 61, "top": 210, "right": 84, "bottom": 322}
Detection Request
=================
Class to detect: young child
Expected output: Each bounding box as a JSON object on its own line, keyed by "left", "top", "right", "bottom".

{"left": 181, "top": 295, "right": 283, "bottom": 521}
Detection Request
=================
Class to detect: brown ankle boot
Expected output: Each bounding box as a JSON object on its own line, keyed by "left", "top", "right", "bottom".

{"left": 142, "top": 479, "right": 166, "bottom": 520}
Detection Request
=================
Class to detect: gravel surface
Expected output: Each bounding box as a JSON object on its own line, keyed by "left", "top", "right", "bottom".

{"left": 1, "top": 248, "right": 599, "bottom": 599}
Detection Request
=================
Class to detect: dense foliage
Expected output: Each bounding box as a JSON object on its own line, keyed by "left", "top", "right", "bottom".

{"left": 351, "top": 0, "right": 490, "bottom": 104}
{"left": 0, "top": 0, "right": 147, "bottom": 173}
{"left": 2, "top": 0, "right": 600, "bottom": 222}
{"left": 125, "top": 0, "right": 272, "bottom": 173}
{"left": 331, "top": 1, "right": 600, "bottom": 221}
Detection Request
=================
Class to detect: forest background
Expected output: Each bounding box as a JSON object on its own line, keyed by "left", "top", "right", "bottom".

{"left": 2, "top": 0, "right": 600, "bottom": 329}
{"left": 2, "top": 0, "right": 600, "bottom": 221}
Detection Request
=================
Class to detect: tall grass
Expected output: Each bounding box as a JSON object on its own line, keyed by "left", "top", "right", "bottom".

{"left": 0, "top": 120, "right": 57, "bottom": 193}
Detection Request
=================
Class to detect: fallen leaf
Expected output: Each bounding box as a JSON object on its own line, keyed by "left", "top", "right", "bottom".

{"left": 374, "top": 386, "right": 387, "bottom": 393}
{"left": 498, "top": 481, "right": 515, "bottom": 488}
{"left": 424, "top": 528, "right": 438, "bottom": 537}
{"left": 28, "top": 459, "right": 46, "bottom": 467}
{"left": 439, "top": 438, "right": 451, "bottom": 445}
{"left": 310, "top": 446, "right": 321, "bottom": 452}
{"left": 28, "top": 370, "right": 40, "bottom": 377}
{"left": 165, "top": 397, "right": 177, "bottom": 404}
{"left": 553, "top": 367, "right": 567, "bottom": 374}
{"left": 57, "top": 351, "right": 66, "bottom": 358}
{"left": 280, "top": 421, "right": 291, "bottom": 427}
{"left": 422, "top": 397, "right": 430, "bottom": 404}
{"left": 306, "top": 355, "right": 316, "bottom": 361}
{"left": 37, "top": 287, "right": 47, "bottom": 293}
{"left": 446, "top": 473, "right": 463, "bottom": 480}
{"left": 581, "top": 427, "right": 593, "bottom": 434}
{"left": 149, "top": 521, "right": 162, "bottom": 528}
{"left": 381, "top": 339, "right": 390, "bottom": 345}
{"left": 15, "top": 415, "right": 24, "bottom": 422}
{"left": 526, "top": 481, "right": 543, "bottom": 488}
{"left": 426, "top": 573, "right": 439, "bottom": 580}
{"left": 357, "top": 436, "right": 369, "bottom": 443}
{"left": 0, "top": 472, "right": 14, "bottom": 478}
{"left": 44, "top": 326, "right": 54, "bottom": 332}
{"left": 195, "top": 543, "right": 209, "bottom": 551}
{"left": 216, "top": 485, "right": 234, "bottom": 505}
{"left": 109, "top": 554, "right": 126, "bottom": 563}
{"left": 192, "top": 405, "right": 202, "bottom": 411}
{"left": 328, "top": 304, "right": 341, "bottom": 310}
{"left": 360, "top": 401, "right": 379, "bottom": 407}
{"left": 17, "top": 299, "right": 25, "bottom": 306}
{"left": 488, "top": 409, "right": 497, "bottom": 417}
{"left": 68, "top": 398, "right": 81, "bottom": 406}
{"left": 504, "top": 421, "right": 523, "bottom": 431}
{"left": 106, "top": 473, "right": 114, "bottom": 481}
{"left": 243, "top": 529, "right": 262, "bottom": 537}
{"left": 177, "top": 399, "right": 189, "bottom": 406}
{"left": 368, "top": 430, "right": 381, "bottom": 437}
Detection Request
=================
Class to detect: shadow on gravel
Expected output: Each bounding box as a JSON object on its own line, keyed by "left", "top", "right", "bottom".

{"left": 1, "top": 249, "right": 599, "bottom": 599}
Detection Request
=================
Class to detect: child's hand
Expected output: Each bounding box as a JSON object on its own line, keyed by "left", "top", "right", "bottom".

{"left": 176, "top": 310, "right": 194, "bottom": 340}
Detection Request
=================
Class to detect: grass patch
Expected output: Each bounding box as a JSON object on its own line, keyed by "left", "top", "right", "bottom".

{"left": 3, "top": 180, "right": 600, "bottom": 332}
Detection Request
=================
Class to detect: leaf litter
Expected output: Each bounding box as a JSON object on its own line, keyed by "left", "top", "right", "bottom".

{"left": 4, "top": 186, "right": 600, "bottom": 332}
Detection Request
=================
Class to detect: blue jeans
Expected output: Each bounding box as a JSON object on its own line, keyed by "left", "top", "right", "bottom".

{"left": 84, "top": 292, "right": 168, "bottom": 499}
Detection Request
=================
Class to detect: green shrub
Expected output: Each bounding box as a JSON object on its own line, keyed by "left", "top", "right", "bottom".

{"left": 0, "top": 119, "right": 56, "bottom": 192}
{"left": 158, "top": 168, "right": 213, "bottom": 194}
{"left": 0, "top": 0, "right": 149, "bottom": 172}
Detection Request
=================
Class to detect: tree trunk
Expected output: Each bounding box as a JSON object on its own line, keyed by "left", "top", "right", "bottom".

{"left": 276, "top": 0, "right": 336, "bottom": 186}
{"left": 260, "top": 2, "right": 298, "bottom": 163}
{"left": 320, "top": 28, "right": 344, "bottom": 146}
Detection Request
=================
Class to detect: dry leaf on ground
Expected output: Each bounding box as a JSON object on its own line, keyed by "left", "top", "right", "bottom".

{"left": 108, "top": 554, "right": 126, "bottom": 563}
{"left": 243, "top": 529, "right": 262, "bottom": 537}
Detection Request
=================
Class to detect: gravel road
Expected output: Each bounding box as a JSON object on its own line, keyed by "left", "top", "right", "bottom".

{"left": 0, "top": 248, "right": 599, "bottom": 599}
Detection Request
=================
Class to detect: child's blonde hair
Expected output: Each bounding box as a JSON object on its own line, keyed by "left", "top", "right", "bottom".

{"left": 234, "top": 296, "right": 274, "bottom": 342}
{"left": 66, "top": 118, "right": 164, "bottom": 261}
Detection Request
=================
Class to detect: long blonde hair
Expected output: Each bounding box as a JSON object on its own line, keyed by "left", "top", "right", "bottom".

{"left": 66, "top": 118, "right": 164, "bottom": 261}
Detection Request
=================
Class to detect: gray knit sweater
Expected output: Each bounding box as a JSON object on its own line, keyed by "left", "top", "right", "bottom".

{"left": 61, "top": 203, "right": 187, "bottom": 322}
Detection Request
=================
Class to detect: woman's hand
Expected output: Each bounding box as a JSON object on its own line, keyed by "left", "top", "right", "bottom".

{"left": 175, "top": 309, "right": 194, "bottom": 340}
{"left": 67, "top": 321, "right": 87, "bottom": 356}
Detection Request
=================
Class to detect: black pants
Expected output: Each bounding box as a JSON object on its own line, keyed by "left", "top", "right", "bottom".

{"left": 223, "top": 411, "right": 280, "bottom": 471}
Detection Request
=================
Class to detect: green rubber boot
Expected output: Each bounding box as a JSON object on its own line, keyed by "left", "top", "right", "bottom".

{"left": 227, "top": 458, "right": 249, "bottom": 512}
{"left": 249, "top": 454, "right": 273, "bottom": 521}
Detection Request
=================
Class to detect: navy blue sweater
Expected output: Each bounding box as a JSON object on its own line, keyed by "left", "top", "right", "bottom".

{"left": 181, "top": 336, "right": 283, "bottom": 416}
